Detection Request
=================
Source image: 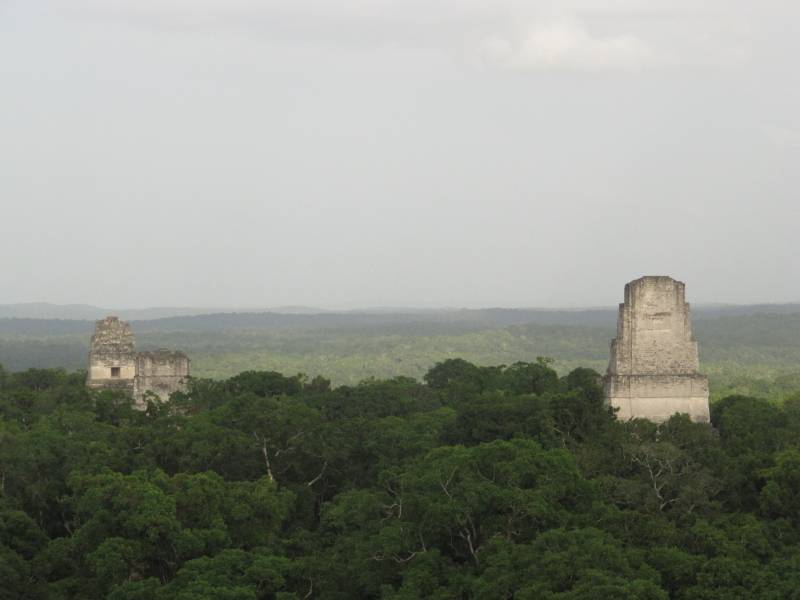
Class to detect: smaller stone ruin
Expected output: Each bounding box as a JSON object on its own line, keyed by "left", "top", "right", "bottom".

{"left": 86, "top": 316, "right": 189, "bottom": 409}
{"left": 603, "top": 276, "right": 710, "bottom": 423}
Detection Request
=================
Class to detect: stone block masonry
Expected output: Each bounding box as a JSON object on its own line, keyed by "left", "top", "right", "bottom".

{"left": 603, "top": 276, "right": 710, "bottom": 423}
{"left": 133, "top": 350, "right": 190, "bottom": 405}
{"left": 86, "top": 316, "right": 136, "bottom": 395}
{"left": 86, "top": 316, "right": 189, "bottom": 409}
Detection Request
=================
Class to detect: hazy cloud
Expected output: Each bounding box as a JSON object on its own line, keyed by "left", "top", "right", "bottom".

{"left": 48, "top": 0, "right": 758, "bottom": 72}
{"left": 479, "top": 19, "right": 655, "bottom": 71}
{"left": 762, "top": 124, "right": 800, "bottom": 149}
{"left": 0, "top": 0, "right": 798, "bottom": 307}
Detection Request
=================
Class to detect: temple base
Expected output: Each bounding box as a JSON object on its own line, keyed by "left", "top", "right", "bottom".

{"left": 604, "top": 374, "right": 710, "bottom": 423}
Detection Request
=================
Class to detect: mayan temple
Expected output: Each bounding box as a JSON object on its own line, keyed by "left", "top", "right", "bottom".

{"left": 603, "top": 276, "right": 710, "bottom": 423}
{"left": 86, "top": 316, "right": 190, "bottom": 409}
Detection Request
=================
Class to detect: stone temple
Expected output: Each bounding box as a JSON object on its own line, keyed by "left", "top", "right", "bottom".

{"left": 86, "top": 316, "right": 189, "bottom": 408}
{"left": 603, "top": 276, "right": 710, "bottom": 423}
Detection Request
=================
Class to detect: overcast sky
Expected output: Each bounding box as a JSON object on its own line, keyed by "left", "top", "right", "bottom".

{"left": 1, "top": 0, "right": 798, "bottom": 309}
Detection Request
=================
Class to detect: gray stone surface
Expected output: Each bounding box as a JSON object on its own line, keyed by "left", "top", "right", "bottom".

{"left": 603, "top": 276, "right": 710, "bottom": 423}
{"left": 86, "top": 316, "right": 136, "bottom": 394}
{"left": 133, "top": 350, "right": 190, "bottom": 407}
{"left": 86, "top": 316, "right": 189, "bottom": 408}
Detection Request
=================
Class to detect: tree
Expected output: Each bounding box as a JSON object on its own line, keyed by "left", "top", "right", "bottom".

{"left": 67, "top": 470, "right": 182, "bottom": 588}
{"left": 760, "top": 448, "right": 800, "bottom": 524}
{"left": 424, "top": 359, "right": 485, "bottom": 394}
{"left": 225, "top": 371, "right": 302, "bottom": 398}
{"left": 501, "top": 359, "right": 559, "bottom": 395}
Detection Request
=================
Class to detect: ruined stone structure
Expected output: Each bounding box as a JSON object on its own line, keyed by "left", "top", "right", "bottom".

{"left": 603, "top": 276, "right": 710, "bottom": 423}
{"left": 86, "top": 316, "right": 189, "bottom": 408}
{"left": 86, "top": 316, "right": 137, "bottom": 395}
{"left": 133, "top": 351, "right": 190, "bottom": 403}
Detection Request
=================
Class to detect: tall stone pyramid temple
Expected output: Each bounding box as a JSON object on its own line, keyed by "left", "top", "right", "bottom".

{"left": 603, "top": 276, "right": 710, "bottom": 423}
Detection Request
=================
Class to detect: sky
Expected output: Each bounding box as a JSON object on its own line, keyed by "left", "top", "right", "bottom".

{"left": 1, "top": 0, "right": 798, "bottom": 309}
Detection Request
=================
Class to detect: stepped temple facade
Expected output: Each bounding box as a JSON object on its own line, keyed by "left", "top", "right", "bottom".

{"left": 603, "top": 276, "right": 710, "bottom": 423}
{"left": 86, "top": 316, "right": 189, "bottom": 408}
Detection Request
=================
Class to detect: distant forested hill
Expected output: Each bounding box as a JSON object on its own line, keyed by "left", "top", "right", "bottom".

{"left": 1, "top": 307, "right": 800, "bottom": 400}
{"left": 1, "top": 302, "right": 799, "bottom": 334}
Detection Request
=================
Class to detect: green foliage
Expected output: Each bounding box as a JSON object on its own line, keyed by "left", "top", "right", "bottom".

{"left": 2, "top": 359, "right": 800, "bottom": 598}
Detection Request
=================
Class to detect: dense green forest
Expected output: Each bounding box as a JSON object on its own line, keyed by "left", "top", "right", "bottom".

{"left": 2, "top": 309, "right": 800, "bottom": 402}
{"left": 2, "top": 359, "right": 800, "bottom": 599}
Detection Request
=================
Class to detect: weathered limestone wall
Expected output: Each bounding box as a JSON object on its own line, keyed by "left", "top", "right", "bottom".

{"left": 133, "top": 351, "right": 190, "bottom": 408}
{"left": 86, "top": 316, "right": 136, "bottom": 393}
{"left": 603, "top": 276, "right": 710, "bottom": 423}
